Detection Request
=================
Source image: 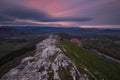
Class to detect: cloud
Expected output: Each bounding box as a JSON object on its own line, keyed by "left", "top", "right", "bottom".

{"left": 0, "top": 0, "right": 119, "bottom": 26}
{"left": 0, "top": 4, "right": 92, "bottom": 25}
{"left": 0, "top": 5, "right": 50, "bottom": 21}
{"left": 0, "top": 14, "right": 14, "bottom": 22}
{"left": 44, "top": 17, "right": 92, "bottom": 22}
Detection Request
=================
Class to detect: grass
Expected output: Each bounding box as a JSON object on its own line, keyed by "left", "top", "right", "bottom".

{"left": 59, "top": 39, "right": 120, "bottom": 80}
{"left": 0, "top": 35, "right": 48, "bottom": 78}
{"left": 48, "top": 65, "right": 54, "bottom": 80}
{"left": 58, "top": 66, "right": 73, "bottom": 80}
{"left": 0, "top": 34, "right": 48, "bottom": 59}
{"left": 82, "top": 38, "right": 120, "bottom": 60}
{"left": 0, "top": 42, "right": 28, "bottom": 59}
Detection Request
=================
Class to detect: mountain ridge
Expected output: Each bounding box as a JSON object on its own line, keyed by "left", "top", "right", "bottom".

{"left": 1, "top": 35, "right": 89, "bottom": 80}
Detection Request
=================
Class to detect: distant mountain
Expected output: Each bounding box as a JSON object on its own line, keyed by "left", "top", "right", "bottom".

{"left": 0, "top": 26, "right": 120, "bottom": 40}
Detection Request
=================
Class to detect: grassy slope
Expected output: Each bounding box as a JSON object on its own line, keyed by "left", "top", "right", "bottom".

{"left": 59, "top": 39, "right": 120, "bottom": 80}
{"left": 0, "top": 34, "right": 48, "bottom": 77}
{"left": 0, "top": 34, "right": 49, "bottom": 59}
{"left": 82, "top": 39, "right": 120, "bottom": 60}
{"left": 0, "top": 42, "right": 28, "bottom": 59}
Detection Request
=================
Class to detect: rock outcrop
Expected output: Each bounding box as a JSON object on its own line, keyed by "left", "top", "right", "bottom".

{"left": 1, "top": 35, "right": 88, "bottom": 80}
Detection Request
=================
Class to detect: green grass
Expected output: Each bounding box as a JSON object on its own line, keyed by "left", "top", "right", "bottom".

{"left": 82, "top": 38, "right": 120, "bottom": 60}
{"left": 59, "top": 39, "right": 120, "bottom": 80}
{"left": 0, "top": 34, "right": 48, "bottom": 59}
{"left": 58, "top": 66, "right": 73, "bottom": 80}
{"left": 0, "top": 42, "right": 28, "bottom": 59}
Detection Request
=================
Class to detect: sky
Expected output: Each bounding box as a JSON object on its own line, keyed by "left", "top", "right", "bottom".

{"left": 0, "top": 0, "right": 120, "bottom": 28}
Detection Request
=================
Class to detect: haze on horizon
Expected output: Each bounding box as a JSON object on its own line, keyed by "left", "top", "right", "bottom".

{"left": 0, "top": 0, "right": 120, "bottom": 28}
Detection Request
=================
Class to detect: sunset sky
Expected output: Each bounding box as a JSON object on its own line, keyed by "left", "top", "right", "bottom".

{"left": 0, "top": 0, "right": 120, "bottom": 28}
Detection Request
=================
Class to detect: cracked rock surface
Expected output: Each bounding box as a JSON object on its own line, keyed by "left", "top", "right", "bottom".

{"left": 1, "top": 35, "right": 88, "bottom": 80}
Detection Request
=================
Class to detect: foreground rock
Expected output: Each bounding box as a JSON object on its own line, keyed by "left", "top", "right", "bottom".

{"left": 1, "top": 35, "right": 88, "bottom": 80}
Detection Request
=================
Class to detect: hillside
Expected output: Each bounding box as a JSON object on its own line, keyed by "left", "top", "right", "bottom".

{"left": 59, "top": 39, "right": 120, "bottom": 80}
{"left": 1, "top": 35, "right": 120, "bottom": 80}
{"left": 1, "top": 35, "right": 88, "bottom": 80}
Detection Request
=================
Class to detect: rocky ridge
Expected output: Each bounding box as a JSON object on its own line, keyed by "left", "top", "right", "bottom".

{"left": 1, "top": 35, "right": 88, "bottom": 80}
